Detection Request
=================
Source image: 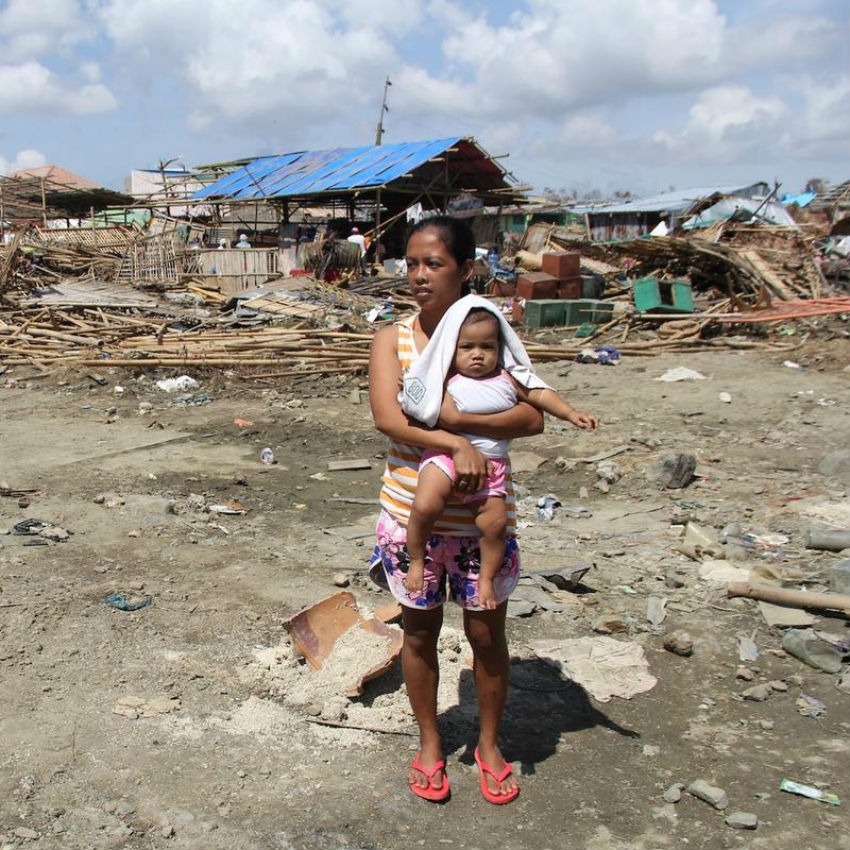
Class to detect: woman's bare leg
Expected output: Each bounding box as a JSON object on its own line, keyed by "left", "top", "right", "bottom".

{"left": 464, "top": 603, "right": 519, "bottom": 797}
{"left": 402, "top": 605, "right": 446, "bottom": 791}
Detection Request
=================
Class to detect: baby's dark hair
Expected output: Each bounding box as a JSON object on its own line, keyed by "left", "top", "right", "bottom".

{"left": 406, "top": 215, "right": 476, "bottom": 266}
{"left": 461, "top": 307, "right": 502, "bottom": 341}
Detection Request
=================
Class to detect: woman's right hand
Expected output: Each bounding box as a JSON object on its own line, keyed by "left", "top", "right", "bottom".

{"left": 451, "top": 437, "right": 487, "bottom": 493}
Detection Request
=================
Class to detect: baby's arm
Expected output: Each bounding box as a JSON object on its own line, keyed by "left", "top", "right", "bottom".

{"left": 514, "top": 383, "right": 598, "bottom": 430}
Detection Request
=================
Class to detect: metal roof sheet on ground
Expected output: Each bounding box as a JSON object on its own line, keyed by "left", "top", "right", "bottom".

{"left": 193, "top": 137, "right": 483, "bottom": 201}
{"left": 573, "top": 183, "right": 768, "bottom": 215}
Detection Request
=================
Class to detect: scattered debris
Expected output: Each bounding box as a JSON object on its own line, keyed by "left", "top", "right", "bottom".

{"left": 779, "top": 779, "right": 841, "bottom": 806}
{"left": 655, "top": 367, "right": 706, "bottom": 382}
{"left": 103, "top": 593, "right": 152, "bottom": 611}
{"left": 530, "top": 636, "right": 657, "bottom": 702}
{"left": 663, "top": 632, "right": 694, "bottom": 657}
{"left": 686, "top": 779, "right": 728, "bottom": 810}
{"left": 724, "top": 811, "right": 758, "bottom": 830}
{"left": 781, "top": 629, "right": 844, "bottom": 674}
{"left": 113, "top": 696, "right": 181, "bottom": 719}
{"left": 282, "top": 592, "right": 402, "bottom": 697}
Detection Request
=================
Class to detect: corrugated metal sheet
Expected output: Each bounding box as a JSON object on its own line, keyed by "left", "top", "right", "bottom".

{"left": 573, "top": 183, "right": 768, "bottom": 215}
{"left": 194, "top": 137, "right": 465, "bottom": 201}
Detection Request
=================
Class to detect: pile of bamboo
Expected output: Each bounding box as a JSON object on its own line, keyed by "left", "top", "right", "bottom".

{"left": 0, "top": 306, "right": 376, "bottom": 374}
{"left": 5, "top": 290, "right": 829, "bottom": 375}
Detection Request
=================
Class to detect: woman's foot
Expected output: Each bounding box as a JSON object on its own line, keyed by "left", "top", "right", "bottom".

{"left": 474, "top": 743, "right": 519, "bottom": 804}
{"left": 409, "top": 749, "right": 450, "bottom": 802}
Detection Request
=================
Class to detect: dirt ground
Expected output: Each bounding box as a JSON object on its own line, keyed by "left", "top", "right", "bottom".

{"left": 1, "top": 333, "right": 849, "bottom": 850}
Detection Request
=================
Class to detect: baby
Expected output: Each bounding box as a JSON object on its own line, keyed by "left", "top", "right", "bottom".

{"left": 405, "top": 307, "right": 597, "bottom": 608}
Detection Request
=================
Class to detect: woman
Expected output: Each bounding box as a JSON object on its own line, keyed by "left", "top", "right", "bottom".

{"left": 369, "top": 216, "right": 543, "bottom": 804}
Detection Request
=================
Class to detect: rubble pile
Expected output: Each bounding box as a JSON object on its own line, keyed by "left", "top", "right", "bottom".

{"left": 2, "top": 184, "right": 849, "bottom": 378}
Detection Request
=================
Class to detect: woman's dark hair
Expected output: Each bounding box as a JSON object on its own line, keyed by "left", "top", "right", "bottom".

{"left": 406, "top": 215, "right": 476, "bottom": 266}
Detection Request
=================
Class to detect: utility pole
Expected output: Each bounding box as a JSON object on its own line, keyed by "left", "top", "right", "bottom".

{"left": 373, "top": 76, "right": 391, "bottom": 270}
{"left": 375, "top": 76, "right": 391, "bottom": 145}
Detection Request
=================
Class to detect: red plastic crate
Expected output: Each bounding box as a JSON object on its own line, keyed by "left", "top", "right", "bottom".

{"left": 517, "top": 272, "right": 558, "bottom": 300}
{"left": 541, "top": 252, "right": 580, "bottom": 280}
{"left": 557, "top": 277, "right": 581, "bottom": 300}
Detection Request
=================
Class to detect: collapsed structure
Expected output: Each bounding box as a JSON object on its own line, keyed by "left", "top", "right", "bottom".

{"left": 0, "top": 140, "right": 847, "bottom": 377}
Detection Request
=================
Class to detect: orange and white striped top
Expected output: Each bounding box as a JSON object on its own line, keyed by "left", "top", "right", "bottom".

{"left": 379, "top": 314, "right": 517, "bottom": 536}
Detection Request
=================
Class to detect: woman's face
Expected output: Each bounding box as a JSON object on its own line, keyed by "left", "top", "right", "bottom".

{"left": 405, "top": 227, "right": 472, "bottom": 315}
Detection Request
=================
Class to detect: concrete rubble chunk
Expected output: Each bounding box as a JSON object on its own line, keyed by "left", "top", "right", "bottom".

{"left": 647, "top": 453, "right": 696, "bottom": 489}
{"left": 663, "top": 631, "right": 694, "bottom": 657}
{"left": 742, "top": 683, "right": 773, "bottom": 701}
{"left": 534, "top": 565, "right": 591, "bottom": 590}
{"left": 662, "top": 783, "right": 684, "bottom": 803}
{"left": 782, "top": 628, "right": 843, "bottom": 674}
{"left": 511, "top": 583, "right": 564, "bottom": 612}
{"left": 725, "top": 811, "right": 758, "bottom": 830}
{"left": 13, "top": 827, "right": 39, "bottom": 840}
{"left": 687, "top": 779, "right": 728, "bottom": 810}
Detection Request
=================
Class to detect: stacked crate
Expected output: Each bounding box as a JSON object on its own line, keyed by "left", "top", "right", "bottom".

{"left": 541, "top": 252, "right": 582, "bottom": 300}
{"left": 519, "top": 252, "right": 583, "bottom": 328}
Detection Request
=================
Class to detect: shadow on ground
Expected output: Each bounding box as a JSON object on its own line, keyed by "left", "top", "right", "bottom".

{"left": 442, "top": 658, "right": 639, "bottom": 776}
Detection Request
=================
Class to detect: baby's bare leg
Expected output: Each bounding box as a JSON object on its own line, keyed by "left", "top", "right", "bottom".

{"left": 469, "top": 496, "right": 508, "bottom": 609}
{"left": 406, "top": 464, "right": 454, "bottom": 592}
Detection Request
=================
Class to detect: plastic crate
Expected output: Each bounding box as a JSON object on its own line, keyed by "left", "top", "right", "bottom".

{"left": 541, "top": 252, "right": 580, "bottom": 279}
{"left": 523, "top": 299, "right": 566, "bottom": 328}
{"left": 576, "top": 299, "right": 615, "bottom": 324}
{"left": 557, "top": 277, "right": 581, "bottom": 300}
{"left": 633, "top": 276, "right": 694, "bottom": 313}
{"left": 561, "top": 300, "right": 585, "bottom": 326}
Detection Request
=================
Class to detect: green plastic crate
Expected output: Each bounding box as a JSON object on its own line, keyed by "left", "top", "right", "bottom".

{"left": 561, "top": 300, "right": 585, "bottom": 326}
{"left": 633, "top": 276, "right": 694, "bottom": 313}
{"left": 524, "top": 299, "right": 566, "bottom": 328}
{"left": 576, "top": 299, "right": 615, "bottom": 324}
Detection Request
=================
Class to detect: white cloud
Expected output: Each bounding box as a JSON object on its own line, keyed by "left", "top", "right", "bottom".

{"left": 0, "top": 0, "right": 845, "bottom": 193}
{"left": 97, "top": 0, "right": 417, "bottom": 126}
{"left": 0, "top": 62, "right": 117, "bottom": 115}
{"left": 0, "top": 0, "right": 89, "bottom": 61}
{"left": 651, "top": 85, "right": 787, "bottom": 163}
{"left": 0, "top": 148, "right": 48, "bottom": 176}
{"left": 80, "top": 61, "right": 102, "bottom": 83}
{"left": 781, "top": 75, "right": 850, "bottom": 159}
{"left": 688, "top": 86, "right": 786, "bottom": 139}
{"left": 429, "top": 0, "right": 729, "bottom": 117}
{"left": 724, "top": 12, "right": 844, "bottom": 69}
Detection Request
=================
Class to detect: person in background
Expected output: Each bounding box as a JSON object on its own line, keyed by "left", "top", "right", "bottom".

{"left": 236, "top": 233, "right": 251, "bottom": 249}
{"left": 347, "top": 226, "right": 367, "bottom": 271}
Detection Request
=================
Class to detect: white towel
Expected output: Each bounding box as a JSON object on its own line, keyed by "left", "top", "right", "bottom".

{"left": 401, "top": 294, "right": 550, "bottom": 427}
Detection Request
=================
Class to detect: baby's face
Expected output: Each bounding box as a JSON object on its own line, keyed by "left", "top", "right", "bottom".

{"left": 454, "top": 317, "right": 500, "bottom": 379}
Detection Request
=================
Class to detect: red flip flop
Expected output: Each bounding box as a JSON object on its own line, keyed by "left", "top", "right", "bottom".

{"left": 474, "top": 747, "right": 520, "bottom": 805}
{"left": 409, "top": 752, "right": 451, "bottom": 802}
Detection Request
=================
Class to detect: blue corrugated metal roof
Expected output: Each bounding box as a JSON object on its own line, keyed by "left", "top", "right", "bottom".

{"left": 194, "top": 137, "right": 465, "bottom": 201}
{"left": 573, "top": 183, "right": 768, "bottom": 215}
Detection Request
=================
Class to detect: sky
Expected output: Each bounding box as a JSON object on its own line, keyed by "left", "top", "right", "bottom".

{"left": 0, "top": 0, "right": 847, "bottom": 199}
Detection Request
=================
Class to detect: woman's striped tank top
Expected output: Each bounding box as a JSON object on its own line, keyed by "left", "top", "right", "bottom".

{"left": 378, "top": 314, "right": 517, "bottom": 536}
